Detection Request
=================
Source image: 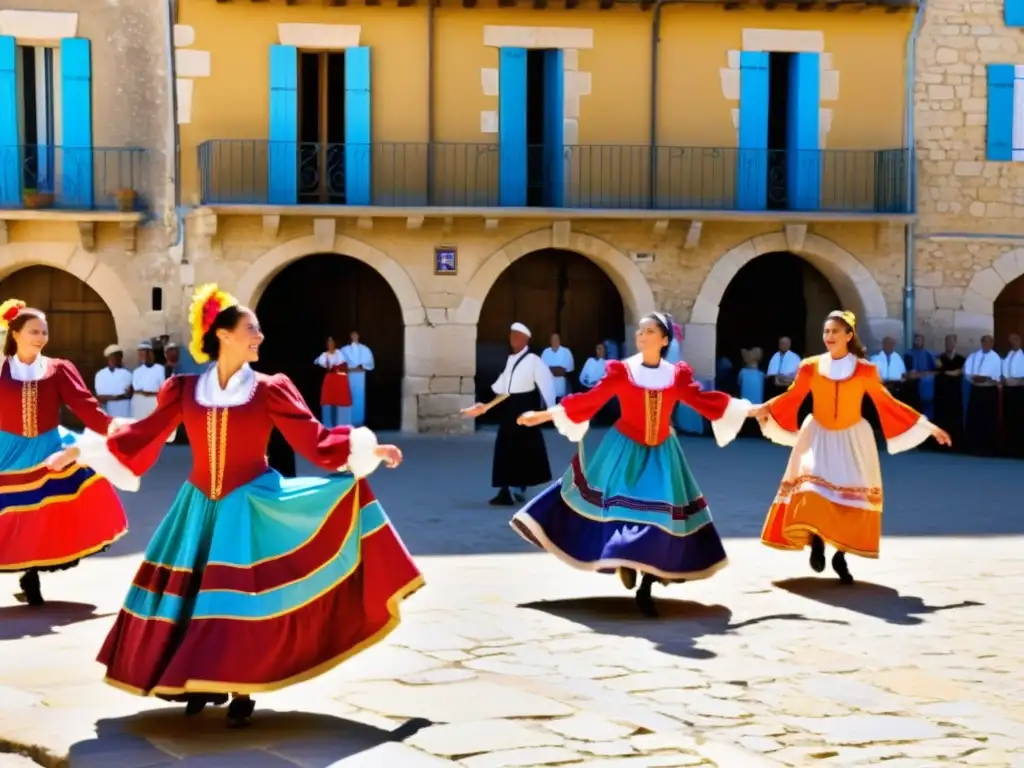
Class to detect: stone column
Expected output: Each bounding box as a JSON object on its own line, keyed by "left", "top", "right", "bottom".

{"left": 404, "top": 319, "right": 477, "bottom": 434}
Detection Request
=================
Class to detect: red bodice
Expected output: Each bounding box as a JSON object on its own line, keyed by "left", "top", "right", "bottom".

{"left": 560, "top": 360, "right": 730, "bottom": 446}
{"left": 0, "top": 358, "right": 111, "bottom": 438}
{"left": 106, "top": 372, "right": 359, "bottom": 500}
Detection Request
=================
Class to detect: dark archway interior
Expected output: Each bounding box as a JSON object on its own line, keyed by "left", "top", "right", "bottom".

{"left": 476, "top": 248, "right": 625, "bottom": 423}
{"left": 255, "top": 253, "right": 403, "bottom": 430}
{"left": 995, "top": 274, "right": 1024, "bottom": 353}
{"left": 716, "top": 251, "right": 841, "bottom": 373}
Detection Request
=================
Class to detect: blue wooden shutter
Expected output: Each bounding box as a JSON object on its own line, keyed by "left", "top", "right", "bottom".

{"left": 542, "top": 49, "right": 564, "bottom": 207}
{"left": 1007, "top": 0, "right": 1024, "bottom": 26}
{"left": 60, "top": 38, "right": 93, "bottom": 209}
{"left": 986, "top": 64, "right": 1014, "bottom": 162}
{"left": 737, "top": 51, "right": 769, "bottom": 211}
{"left": 786, "top": 52, "right": 821, "bottom": 211}
{"left": 499, "top": 47, "right": 528, "bottom": 207}
{"left": 268, "top": 45, "right": 298, "bottom": 204}
{"left": 345, "top": 46, "right": 372, "bottom": 206}
{"left": 0, "top": 37, "right": 20, "bottom": 206}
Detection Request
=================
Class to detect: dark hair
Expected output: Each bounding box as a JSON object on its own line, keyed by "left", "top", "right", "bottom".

{"left": 825, "top": 311, "right": 868, "bottom": 359}
{"left": 3, "top": 308, "right": 46, "bottom": 357}
{"left": 200, "top": 305, "right": 248, "bottom": 361}
{"left": 641, "top": 311, "right": 675, "bottom": 359}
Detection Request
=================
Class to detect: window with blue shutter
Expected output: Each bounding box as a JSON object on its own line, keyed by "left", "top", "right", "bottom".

{"left": 737, "top": 50, "right": 769, "bottom": 211}
{"left": 268, "top": 45, "right": 298, "bottom": 205}
{"left": 499, "top": 47, "right": 527, "bottom": 207}
{"left": 786, "top": 52, "right": 821, "bottom": 211}
{"left": 987, "top": 63, "right": 1014, "bottom": 161}
{"left": 344, "top": 46, "right": 372, "bottom": 206}
{"left": 0, "top": 36, "right": 20, "bottom": 206}
{"left": 60, "top": 38, "right": 93, "bottom": 209}
{"left": 1007, "top": 0, "right": 1024, "bottom": 27}
{"left": 542, "top": 48, "right": 564, "bottom": 207}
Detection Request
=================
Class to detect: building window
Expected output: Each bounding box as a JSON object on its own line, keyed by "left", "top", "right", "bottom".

{"left": 16, "top": 45, "right": 60, "bottom": 193}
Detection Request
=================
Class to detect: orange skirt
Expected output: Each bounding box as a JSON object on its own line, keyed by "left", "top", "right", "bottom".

{"left": 761, "top": 417, "right": 882, "bottom": 559}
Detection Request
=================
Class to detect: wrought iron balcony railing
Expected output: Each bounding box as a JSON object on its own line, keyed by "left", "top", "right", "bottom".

{"left": 198, "top": 141, "right": 911, "bottom": 215}
{"left": 0, "top": 145, "right": 148, "bottom": 212}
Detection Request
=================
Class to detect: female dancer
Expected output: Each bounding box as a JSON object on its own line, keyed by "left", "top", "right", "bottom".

{"left": 749, "top": 311, "right": 951, "bottom": 584}
{"left": 513, "top": 312, "right": 751, "bottom": 617}
{"left": 0, "top": 300, "right": 128, "bottom": 606}
{"left": 315, "top": 335, "right": 351, "bottom": 428}
{"left": 47, "top": 285, "right": 422, "bottom": 727}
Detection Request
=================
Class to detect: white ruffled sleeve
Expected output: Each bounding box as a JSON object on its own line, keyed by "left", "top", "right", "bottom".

{"left": 74, "top": 429, "right": 142, "bottom": 492}
{"left": 759, "top": 412, "right": 800, "bottom": 447}
{"left": 710, "top": 397, "right": 752, "bottom": 448}
{"left": 550, "top": 405, "right": 589, "bottom": 443}
{"left": 341, "top": 426, "right": 384, "bottom": 478}
{"left": 885, "top": 416, "right": 936, "bottom": 455}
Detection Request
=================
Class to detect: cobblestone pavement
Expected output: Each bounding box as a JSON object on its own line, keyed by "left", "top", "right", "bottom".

{"left": 0, "top": 431, "right": 1022, "bottom": 768}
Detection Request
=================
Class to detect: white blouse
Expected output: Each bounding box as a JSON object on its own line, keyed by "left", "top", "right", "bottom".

{"left": 315, "top": 350, "right": 345, "bottom": 370}
{"left": 5, "top": 355, "right": 47, "bottom": 382}
{"left": 624, "top": 354, "right": 676, "bottom": 390}
{"left": 817, "top": 353, "right": 857, "bottom": 381}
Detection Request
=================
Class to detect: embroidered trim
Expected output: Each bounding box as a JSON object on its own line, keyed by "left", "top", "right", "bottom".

{"left": 21, "top": 380, "right": 38, "bottom": 437}
{"left": 777, "top": 473, "right": 883, "bottom": 505}
{"left": 206, "top": 407, "right": 229, "bottom": 500}
{"left": 643, "top": 390, "right": 663, "bottom": 446}
{"left": 569, "top": 454, "right": 707, "bottom": 521}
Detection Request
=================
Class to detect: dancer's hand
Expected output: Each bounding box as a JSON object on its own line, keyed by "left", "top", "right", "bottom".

{"left": 747, "top": 404, "right": 769, "bottom": 420}
{"left": 931, "top": 427, "right": 952, "bottom": 447}
{"left": 460, "top": 403, "right": 486, "bottom": 419}
{"left": 374, "top": 444, "right": 403, "bottom": 468}
{"left": 46, "top": 446, "right": 81, "bottom": 471}
{"left": 517, "top": 411, "right": 550, "bottom": 427}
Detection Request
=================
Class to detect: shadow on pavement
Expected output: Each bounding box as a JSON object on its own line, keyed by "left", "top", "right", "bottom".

{"left": 68, "top": 710, "right": 434, "bottom": 767}
{"left": 773, "top": 577, "right": 985, "bottom": 626}
{"left": 0, "top": 601, "right": 111, "bottom": 640}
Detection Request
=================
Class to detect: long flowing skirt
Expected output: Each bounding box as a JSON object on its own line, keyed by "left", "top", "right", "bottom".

{"left": 761, "top": 417, "right": 882, "bottom": 559}
{"left": 98, "top": 470, "right": 423, "bottom": 697}
{"left": 511, "top": 428, "right": 728, "bottom": 582}
{"left": 0, "top": 428, "right": 127, "bottom": 572}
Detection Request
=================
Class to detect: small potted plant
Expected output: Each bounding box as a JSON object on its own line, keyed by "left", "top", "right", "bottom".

{"left": 114, "top": 187, "right": 137, "bottom": 212}
{"left": 22, "top": 189, "right": 54, "bottom": 209}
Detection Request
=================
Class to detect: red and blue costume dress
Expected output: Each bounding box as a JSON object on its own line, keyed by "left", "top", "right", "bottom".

{"left": 511, "top": 356, "right": 749, "bottom": 583}
{"left": 75, "top": 363, "right": 422, "bottom": 698}
{"left": 0, "top": 356, "right": 128, "bottom": 572}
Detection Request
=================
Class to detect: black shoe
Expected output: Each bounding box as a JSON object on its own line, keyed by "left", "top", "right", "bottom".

{"left": 809, "top": 536, "right": 826, "bottom": 574}
{"left": 184, "top": 694, "right": 229, "bottom": 716}
{"left": 635, "top": 575, "right": 659, "bottom": 618}
{"left": 831, "top": 551, "right": 854, "bottom": 585}
{"left": 489, "top": 489, "right": 515, "bottom": 506}
{"left": 17, "top": 571, "right": 43, "bottom": 607}
{"left": 226, "top": 697, "right": 255, "bottom": 728}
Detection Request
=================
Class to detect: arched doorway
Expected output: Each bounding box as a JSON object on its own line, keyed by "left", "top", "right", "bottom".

{"left": 476, "top": 248, "right": 625, "bottom": 419}
{"left": 254, "top": 253, "right": 404, "bottom": 430}
{"left": 995, "top": 274, "right": 1024, "bottom": 352}
{"left": 716, "top": 251, "right": 841, "bottom": 374}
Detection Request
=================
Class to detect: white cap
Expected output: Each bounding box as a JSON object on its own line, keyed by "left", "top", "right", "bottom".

{"left": 165, "top": 342, "right": 178, "bottom": 350}
{"left": 510, "top": 322, "right": 531, "bottom": 338}
{"left": 137, "top": 341, "right": 153, "bottom": 350}
{"left": 103, "top": 344, "right": 122, "bottom": 357}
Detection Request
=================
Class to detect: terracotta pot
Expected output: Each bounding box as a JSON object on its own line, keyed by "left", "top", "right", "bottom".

{"left": 114, "top": 189, "right": 136, "bottom": 212}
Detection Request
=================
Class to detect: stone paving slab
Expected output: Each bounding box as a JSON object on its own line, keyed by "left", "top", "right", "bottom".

{"left": 0, "top": 536, "right": 1022, "bottom": 768}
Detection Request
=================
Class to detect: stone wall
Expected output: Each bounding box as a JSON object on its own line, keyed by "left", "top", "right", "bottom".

{"left": 913, "top": 0, "right": 1024, "bottom": 348}
{"left": 186, "top": 212, "right": 904, "bottom": 432}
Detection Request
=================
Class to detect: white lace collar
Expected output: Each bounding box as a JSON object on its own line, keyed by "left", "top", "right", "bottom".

{"left": 624, "top": 353, "right": 675, "bottom": 391}
{"left": 817, "top": 353, "right": 857, "bottom": 382}
{"left": 5, "top": 355, "right": 48, "bottom": 382}
{"left": 194, "top": 363, "right": 257, "bottom": 408}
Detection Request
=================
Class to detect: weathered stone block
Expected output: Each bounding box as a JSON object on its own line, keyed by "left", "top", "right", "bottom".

{"left": 429, "top": 376, "right": 462, "bottom": 394}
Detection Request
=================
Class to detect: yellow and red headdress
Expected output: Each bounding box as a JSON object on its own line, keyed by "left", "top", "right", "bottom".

{"left": 188, "top": 284, "right": 239, "bottom": 364}
{"left": 840, "top": 310, "right": 857, "bottom": 329}
{"left": 0, "top": 299, "right": 26, "bottom": 331}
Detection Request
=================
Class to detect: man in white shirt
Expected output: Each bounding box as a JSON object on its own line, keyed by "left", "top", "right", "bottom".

{"left": 766, "top": 337, "right": 801, "bottom": 398}
{"left": 1002, "top": 332, "right": 1024, "bottom": 458}
{"left": 871, "top": 336, "right": 908, "bottom": 401}
{"left": 130, "top": 341, "right": 166, "bottom": 420}
{"left": 341, "top": 330, "right": 375, "bottom": 428}
{"left": 964, "top": 335, "right": 1003, "bottom": 457}
{"left": 94, "top": 344, "right": 133, "bottom": 418}
{"left": 541, "top": 333, "right": 575, "bottom": 402}
{"left": 461, "top": 322, "right": 555, "bottom": 506}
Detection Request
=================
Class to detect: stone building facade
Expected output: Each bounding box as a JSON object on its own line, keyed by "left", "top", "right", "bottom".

{"left": 913, "top": 0, "right": 1024, "bottom": 351}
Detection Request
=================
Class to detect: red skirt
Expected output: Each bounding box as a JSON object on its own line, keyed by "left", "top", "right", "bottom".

{"left": 321, "top": 370, "right": 352, "bottom": 407}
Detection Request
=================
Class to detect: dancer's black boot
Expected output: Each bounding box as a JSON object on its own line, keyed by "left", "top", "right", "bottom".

{"left": 184, "top": 694, "right": 229, "bottom": 716}
{"left": 809, "top": 535, "right": 826, "bottom": 573}
{"left": 635, "top": 573, "right": 658, "bottom": 618}
{"left": 17, "top": 570, "right": 43, "bottom": 606}
{"left": 831, "top": 551, "right": 854, "bottom": 585}
{"left": 226, "top": 696, "right": 255, "bottom": 728}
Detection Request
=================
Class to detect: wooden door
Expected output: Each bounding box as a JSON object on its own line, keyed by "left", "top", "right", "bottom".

{"left": 995, "top": 275, "right": 1024, "bottom": 353}
{"left": 0, "top": 266, "right": 116, "bottom": 427}
{"left": 255, "top": 253, "right": 404, "bottom": 430}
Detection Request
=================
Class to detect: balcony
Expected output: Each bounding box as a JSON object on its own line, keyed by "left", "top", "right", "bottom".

{"left": 198, "top": 141, "right": 912, "bottom": 220}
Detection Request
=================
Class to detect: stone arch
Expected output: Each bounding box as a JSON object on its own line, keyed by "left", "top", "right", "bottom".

{"left": 456, "top": 227, "right": 656, "bottom": 327}
{"left": 961, "top": 248, "right": 1024, "bottom": 325}
{"left": 0, "top": 242, "right": 143, "bottom": 346}
{"left": 686, "top": 232, "right": 893, "bottom": 377}
{"left": 234, "top": 234, "right": 425, "bottom": 322}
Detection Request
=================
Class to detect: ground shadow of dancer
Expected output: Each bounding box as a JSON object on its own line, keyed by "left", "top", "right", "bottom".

{"left": 519, "top": 596, "right": 849, "bottom": 660}
{"left": 0, "top": 601, "right": 112, "bottom": 640}
{"left": 773, "top": 577, "right": 984, "bottom": 626}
